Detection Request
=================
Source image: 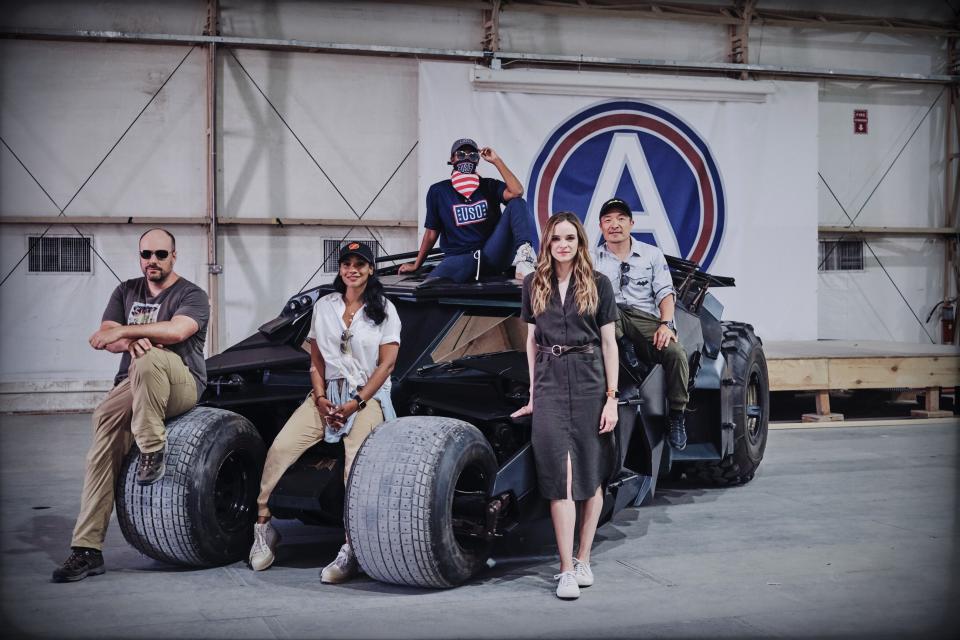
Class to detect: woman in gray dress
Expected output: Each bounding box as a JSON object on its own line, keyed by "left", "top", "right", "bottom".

{"left": 511, "top": 212, "right": 619, "bottom": 600}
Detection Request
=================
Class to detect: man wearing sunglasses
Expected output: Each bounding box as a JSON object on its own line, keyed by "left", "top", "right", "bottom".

{"left": 53, "top": 227, "right": 209, "bottom": 583}
{"left": 398, "top": 138, "right": 536, "bottom": 284}
{"left": 591, "top": 198, "right": 689, "bottom": 450}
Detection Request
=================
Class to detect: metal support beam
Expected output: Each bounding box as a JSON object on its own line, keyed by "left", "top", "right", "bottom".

{"left": 2, "top": 28, "right": 957, "bottom": 84}
{"left": 0, "top": 216, "right": 418, "bottom": 227}
{"left": 205, "top": 0, "right": 220, "bottom": 355}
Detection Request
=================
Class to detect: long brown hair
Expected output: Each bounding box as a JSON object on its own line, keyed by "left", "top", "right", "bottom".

{"left": 530, "top": 212, "right": 599, "bottom": 317}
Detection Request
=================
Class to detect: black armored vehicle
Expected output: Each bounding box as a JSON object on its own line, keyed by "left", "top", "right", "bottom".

{"left": 115, "top": 251, "right": 769, "bottom": 588}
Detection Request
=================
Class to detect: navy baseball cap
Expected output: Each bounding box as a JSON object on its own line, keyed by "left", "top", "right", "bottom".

{"left": 338, "top": 241, "right": 375, "bottom": 265}
{"left": 599, "top": 198, "right": 633, "bottom": 219}
{"left": 450, "top": 138, "right": 479, "bottom": 155}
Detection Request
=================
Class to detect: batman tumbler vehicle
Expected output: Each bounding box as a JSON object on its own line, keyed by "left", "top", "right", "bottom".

{"left": 114, "top": 251, "right": 769, "bottom": 588}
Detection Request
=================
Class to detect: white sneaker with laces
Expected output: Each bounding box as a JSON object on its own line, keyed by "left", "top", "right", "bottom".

{"left": 321, "top": 543, "right": 359, "bottom": 584}
{"left": 249, "top": 522, "right": 281, "bottom": 571}
{"left": 554, "top": 570, "right": 581, "bottom": 599}
{"left": 512, "top": 242, "right": 536, "bottom": 279}
{"left": 573, "top": 558, "right": 594, "bottom": 587}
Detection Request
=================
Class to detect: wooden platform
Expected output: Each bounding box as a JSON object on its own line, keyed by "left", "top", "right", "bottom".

{"left": 765, "top": 340, "right": 960, "bottom": 421}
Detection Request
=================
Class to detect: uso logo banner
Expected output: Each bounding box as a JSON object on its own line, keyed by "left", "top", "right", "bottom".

{"left": 526, "top": 100, "right": 725, "bottom": 270}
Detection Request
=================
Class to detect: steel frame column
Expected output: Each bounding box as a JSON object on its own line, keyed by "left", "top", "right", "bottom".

{"left": 205, "top": 0, "right": 221, "bottom": 354}
{"left": 946, "top": 36, "right": 960, "bottom": 344}
{"left": 728, "top": 0, "right": 757, "bottom": 80}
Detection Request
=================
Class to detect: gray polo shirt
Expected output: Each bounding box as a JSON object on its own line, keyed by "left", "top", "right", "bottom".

{"left": 592, "top": 239, "right": 675, "bottom": 317}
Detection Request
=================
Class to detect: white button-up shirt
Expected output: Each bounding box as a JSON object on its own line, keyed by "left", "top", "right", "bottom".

{"left": 308, "top": 292, "right": 402, "bottom": 391}
{"left": 592, "top": 239, "right": 675, "bottom": 317}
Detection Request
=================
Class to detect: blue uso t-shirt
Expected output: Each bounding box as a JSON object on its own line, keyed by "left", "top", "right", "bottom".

{"left": 424, "top": 177, "right": 507, "bottom": 255}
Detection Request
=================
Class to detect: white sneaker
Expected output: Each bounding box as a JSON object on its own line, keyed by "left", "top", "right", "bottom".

{"left": 554, "top": 570, "right": 581, "bottom": 599}
{"left": 512, "top": 242, "right": 536, "bottom": 279}
{"left": 321, "top": 543, "right": 359, "bottom": 584}
{"left": 249, "top": 522, "right": 281, "bottom": 571}
{"left": 573, "top": 558, "right": 594, "bottom": 587}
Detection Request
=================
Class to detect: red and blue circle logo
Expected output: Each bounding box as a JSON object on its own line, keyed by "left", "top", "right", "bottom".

{"left": 526, "top": 100, "right": 726, "bottom": 270}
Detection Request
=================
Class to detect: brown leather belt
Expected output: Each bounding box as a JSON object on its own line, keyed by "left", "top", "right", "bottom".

{"left": 536, "top": 344, "right": 594, "bottom": 357}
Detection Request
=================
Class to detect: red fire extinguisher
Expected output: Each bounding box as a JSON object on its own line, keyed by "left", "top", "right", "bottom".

{"left": 927, "top": 298, "right": 956, "bottom": 344}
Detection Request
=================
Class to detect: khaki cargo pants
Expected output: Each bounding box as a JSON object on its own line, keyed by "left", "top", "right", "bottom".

{"left": 616, "top": 305, "right": 690, "bottom": 413}
{"left": 256, "top": 390, "right": 383, "bottom": 518}
{"left": 71, "top": 348, "right": 197, "bottom": 550}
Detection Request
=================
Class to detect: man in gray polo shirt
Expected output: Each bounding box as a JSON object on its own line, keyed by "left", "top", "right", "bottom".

{"left": 591, "top": 198, "right": 689, "bottom": 450}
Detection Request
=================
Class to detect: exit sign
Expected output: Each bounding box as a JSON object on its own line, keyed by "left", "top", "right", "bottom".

{"left": 854, "top": 109, "right": 868, "bottom": 134}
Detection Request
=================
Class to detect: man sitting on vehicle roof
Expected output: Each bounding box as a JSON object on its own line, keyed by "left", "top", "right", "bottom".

{"left": 591, "top": 198, "right": 690, "bottom": 451}
{"left": 398, "top": 138, "right": 536, "bottom": 284}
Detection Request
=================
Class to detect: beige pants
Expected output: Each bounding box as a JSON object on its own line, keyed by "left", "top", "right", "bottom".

{"left": 71, "top": 347, "right": 198, "bottom": 550}
{"left": 256, "top": 390, "right": 383, "bottom": 518}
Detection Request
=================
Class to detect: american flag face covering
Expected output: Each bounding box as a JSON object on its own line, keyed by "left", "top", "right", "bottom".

{"left": 451, "top": 170, "right": 480, "bottom": 199}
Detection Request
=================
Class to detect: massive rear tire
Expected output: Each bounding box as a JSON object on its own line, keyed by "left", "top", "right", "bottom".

{"left": 346, "top": 416, "right": 498, "bottom": 588}
{"left": 116, "top": 407, "right": 265, "bottom": 566}
{"left": 688, "top": 322, "right": 769, "bottom": 486}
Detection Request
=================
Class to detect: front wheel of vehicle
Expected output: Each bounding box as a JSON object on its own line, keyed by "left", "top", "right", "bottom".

{"left": 346, "top": 416, "right": 498, "bottom": 588}
{"left": 116, "top": 407, "right": 265, "bottom": 566}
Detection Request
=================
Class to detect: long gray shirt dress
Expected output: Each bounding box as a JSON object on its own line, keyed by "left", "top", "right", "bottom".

{"left": 521, "top": 272, "right": 619, "bottom": 501}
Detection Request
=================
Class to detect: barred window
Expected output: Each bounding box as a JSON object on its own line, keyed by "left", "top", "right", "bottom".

{"left": 27, "top": 235, "right": 93, "bottom": 274}
{"left": 323, "top": 239, "right": 379, "bottom": 273}
{"left": 818, "top": 239, "right": 864, "bottom": 272}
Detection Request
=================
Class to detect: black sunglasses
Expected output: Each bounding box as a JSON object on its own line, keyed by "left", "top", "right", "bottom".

{"left": 453, "top": 150, "right": 480, "bottom": 162}
{"left": 140, "top": 250, "right": 170, "bottom": 260}
{"left": 619, "top": 262, "right": 631, "bottom": 288}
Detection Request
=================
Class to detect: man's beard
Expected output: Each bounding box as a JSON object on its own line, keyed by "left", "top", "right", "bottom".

{"left": 144, "top": 267, "right": 167, "bottom": 282}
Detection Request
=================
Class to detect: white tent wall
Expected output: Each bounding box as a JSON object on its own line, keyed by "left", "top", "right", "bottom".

{"left": 817, "top": 82, "right": 948, "bottom": 342}
{"left": 0, "top": 0, "right": 955, "bottom": 412}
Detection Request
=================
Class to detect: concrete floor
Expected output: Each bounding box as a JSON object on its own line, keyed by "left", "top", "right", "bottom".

{"left": 1, "top": 413, "right": 958, "bottom": 639}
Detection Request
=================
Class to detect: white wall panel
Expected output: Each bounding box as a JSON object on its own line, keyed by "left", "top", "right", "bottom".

{"left": 218, "top": 226, "right": 414, "bottom": 348}
{"left": 221, "top": 50, "right": 418, "bottom": 223}
{"left": 0, "top": 225, "right": 209, "bottom": 384}
{"left": 818, "top": 238, "right": 945, "bottom": 342}
{"left": 220, "top": 0, "right": 482, "bottom": 50}
{"left": 818, "top": 82, "right": 946, "bottom": 227}
{"left": 0, "top": 40, "right": 206, "bottom": 217}
{"left": 0, "top": 0, "right": 206, "bottom": 34}
{"left": 754, "top": 27, "right": 948, "bottom": 77}
{"left": 499, "top": 8, "right": 727, "bottom": 63}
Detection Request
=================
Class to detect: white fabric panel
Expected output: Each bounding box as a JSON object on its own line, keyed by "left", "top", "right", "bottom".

{"left": 0, "top": 0, "right": 206, "bottom": 34}
{"left": 818, "top": 238, "right": 944, "bottom": 343}
{"left": 220, "top": 0, "right": 481, "bottom": 50}
{"left": 218, "top": 226, "right": 414, "bottom": 348}
{"left": 418, "top": 61, "right": 819, "bottom": 341}
{"left": 818, "top": 83, "right": 946, "bottom": 227}
{"left": 221, "top": 51, "right": 418, "bottom": 223}
{"left": 499, "top": 7, "right": 727, "bottom": 63}
{"left": 0, "top": 225, "right": 209, "bottom": 383}
{"left": 0, "top": 40, "right": 205, "bottom": 217}
{"left": 752, "top": 28, "right": 947, "bottom": 76}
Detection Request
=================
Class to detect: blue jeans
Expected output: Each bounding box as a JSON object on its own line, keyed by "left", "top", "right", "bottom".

{"left": 431, "top": 198, "right": 535, "bottom": 283}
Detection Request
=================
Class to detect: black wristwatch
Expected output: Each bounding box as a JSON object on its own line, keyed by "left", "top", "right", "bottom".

{"left": 662, "top": 319, "right": 676, "bottom": 333}
{"left": 352, "top": 394, "right": 367, "bottom": 410}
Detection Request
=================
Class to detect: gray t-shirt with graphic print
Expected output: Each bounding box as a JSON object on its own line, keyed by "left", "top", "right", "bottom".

{"left": 102, "top": 276, "right": 210, "bottom": 397}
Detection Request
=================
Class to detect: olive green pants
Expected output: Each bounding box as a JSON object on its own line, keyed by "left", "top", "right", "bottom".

{"left": 256, "top": 391, "right": 383, "bottom": 518}
{"left": 71, "top": 348, "right": 197, "bottom": 550}
{"left": 616, "top": 305, "right": 689, "bottom": 413}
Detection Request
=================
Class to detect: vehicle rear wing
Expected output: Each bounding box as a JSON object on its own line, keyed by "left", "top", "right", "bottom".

{"left": 666, "top": 255, "right": 735, "bottom": 313}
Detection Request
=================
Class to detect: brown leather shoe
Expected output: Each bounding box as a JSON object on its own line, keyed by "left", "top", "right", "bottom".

{"left": 136, "top": 446, "right": 166, "bottom": 485}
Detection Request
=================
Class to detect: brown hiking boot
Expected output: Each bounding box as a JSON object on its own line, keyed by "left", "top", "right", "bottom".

{"left": 52, "top": 548, "right": 105, "bottom": 583}
{"left": 136, "top": 445, "right": 166, "bottom": 485}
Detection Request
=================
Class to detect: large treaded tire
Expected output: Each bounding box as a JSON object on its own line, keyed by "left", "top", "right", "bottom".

{"left": 346, "top": 416, "right": 498, "bottom": 588}
{"left": 116, "top": 407, "right": 265, "bottom": 567}
{"left": 688, "top": 321, "right": 769, "bottom": 486}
